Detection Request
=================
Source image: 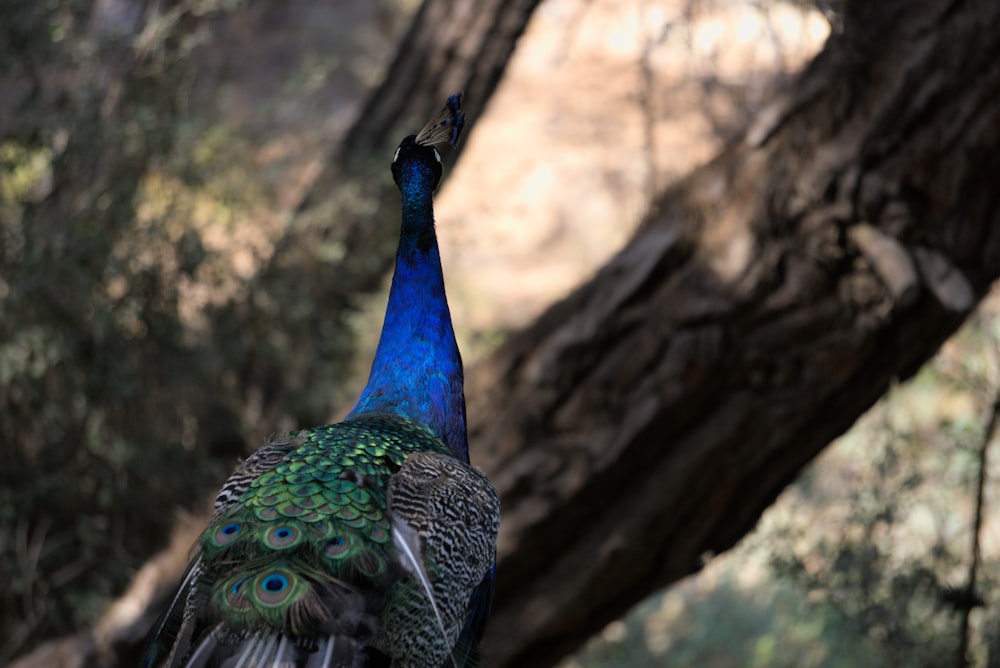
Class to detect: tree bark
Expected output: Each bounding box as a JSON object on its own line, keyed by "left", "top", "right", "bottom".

{"left": 474, "top": 1, "right": 1000, "bottom": 665}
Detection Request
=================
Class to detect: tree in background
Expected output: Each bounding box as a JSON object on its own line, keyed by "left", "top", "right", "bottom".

{"left": 1, "top": 0, "right": 239, "bottom": 657}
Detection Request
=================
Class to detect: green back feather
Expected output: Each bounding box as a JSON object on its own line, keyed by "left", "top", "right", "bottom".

{"left": 195, "top": 413, "right": 451, "bottom": 638}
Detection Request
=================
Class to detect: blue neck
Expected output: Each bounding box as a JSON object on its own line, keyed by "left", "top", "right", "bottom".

{"left": 348, "top": 176, "right": 469, "bottom": 462}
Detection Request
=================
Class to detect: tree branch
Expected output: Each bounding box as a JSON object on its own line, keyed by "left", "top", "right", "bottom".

{"left": 474, "top": 1, "right": 1000, "bottom": 665}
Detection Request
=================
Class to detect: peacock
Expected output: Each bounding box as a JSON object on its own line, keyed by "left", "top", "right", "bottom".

{"left": 142, "top": 94, "right": 501, "bottom": 668}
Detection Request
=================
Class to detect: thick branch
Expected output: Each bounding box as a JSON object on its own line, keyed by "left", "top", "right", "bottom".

{"left": 474, "top": 1, "right": 1000, "bottom": 665}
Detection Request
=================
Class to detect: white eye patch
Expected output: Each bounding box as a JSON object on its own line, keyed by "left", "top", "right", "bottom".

{"left": 393, "top": 147, "right": 401, "bottom": 163}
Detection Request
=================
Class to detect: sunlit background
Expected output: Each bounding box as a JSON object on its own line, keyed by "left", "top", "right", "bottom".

{"left": 3, "top": 0, "right": 999, "bottom": 665}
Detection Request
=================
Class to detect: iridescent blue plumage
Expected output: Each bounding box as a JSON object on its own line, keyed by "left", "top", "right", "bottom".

{"left": 348, "top": 109, "right": 469, "bottom": 460}
{"left": 142, "top": 94, "right": 499, "bottom": 668}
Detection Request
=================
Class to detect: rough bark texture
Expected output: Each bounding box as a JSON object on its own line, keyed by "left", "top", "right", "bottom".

{"left": 473, "top": 1, "right": 1000, "bottom": 665}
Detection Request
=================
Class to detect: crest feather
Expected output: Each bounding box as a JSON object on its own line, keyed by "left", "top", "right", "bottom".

{"left": 414, "top": 93, "right": 465, "bottom": 147}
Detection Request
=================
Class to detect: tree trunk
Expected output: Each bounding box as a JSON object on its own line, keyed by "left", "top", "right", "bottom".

{"left": 474, "top": 1, "right": 1000, "bottom": 665}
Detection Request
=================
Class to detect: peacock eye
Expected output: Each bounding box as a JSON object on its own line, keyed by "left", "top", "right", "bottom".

{"left": 392, "top": 147, "right": 401, "bottom": 163}
{"left": 211, "top": 521, "right": 243, "bottom": 547}
{"left": 253, "top": 570, "right": 298, "bottom": 606}
{"left": 262, "top": 573, "right": 288, "bottom": 592}
{"left": 432, "top": 148, "right": 442, "bottom": 163}
{"left": 264, "top": 524, "right": 301, "bottom": 549}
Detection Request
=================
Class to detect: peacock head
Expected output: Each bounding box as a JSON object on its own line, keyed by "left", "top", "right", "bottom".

{"left": 391, "top": 93, "right": 465, "bottom": 195}
{"left": 391, "top": 136, "right": 444, "bottom": 193}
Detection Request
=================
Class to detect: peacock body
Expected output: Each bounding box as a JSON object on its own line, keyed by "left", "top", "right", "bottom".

{"left": 143, "top": 95, "right": 500, "bottom": 668}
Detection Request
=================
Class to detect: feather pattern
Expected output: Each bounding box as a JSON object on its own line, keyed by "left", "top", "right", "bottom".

{"left": 414, "top": 93, "right": 465, "bottom": 148}
{"left": 142, "top": 94, "right": 499, "bottom": 668}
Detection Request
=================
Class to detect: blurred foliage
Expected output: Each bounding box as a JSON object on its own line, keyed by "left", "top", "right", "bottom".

{"left": 568, "top": 302, "right": 1000, "bottom": 667}
{"left": 0, "top": 0, "right": 393, "bottom": 659}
